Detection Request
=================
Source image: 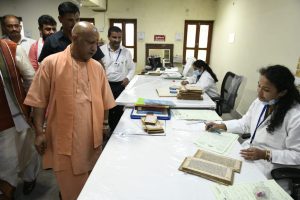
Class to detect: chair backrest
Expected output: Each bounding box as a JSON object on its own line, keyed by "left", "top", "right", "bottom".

{"left": 182, "top": 57, "right": 196, "bottom": 77}
{"left": 220, "top": 71, "right": 243, "bottom": 113}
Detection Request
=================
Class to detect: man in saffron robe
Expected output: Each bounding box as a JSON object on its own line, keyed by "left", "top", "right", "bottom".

{"left": 24, "top": 22, "right": 116, "bottom": 200}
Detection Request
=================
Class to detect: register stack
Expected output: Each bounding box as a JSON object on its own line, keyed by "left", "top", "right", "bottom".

{"left": 141, "top": 114, "right": 164, "bottom": 134}
{"left": 177, "top": 85, "right": 203, "bottom": 100}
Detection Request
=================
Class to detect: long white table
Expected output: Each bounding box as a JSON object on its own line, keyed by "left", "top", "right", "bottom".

{"left": 78, "top": 109, "right": 266, "bottom": 200}
{"left": 116, "top": 75, "right": 216, "bottom": 109}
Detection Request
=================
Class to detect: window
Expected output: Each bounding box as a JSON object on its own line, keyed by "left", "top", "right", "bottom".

{"left": 183, "top": 20, "right": 213, "bottom": 64}
{"left": 80, "top": 18, "right": 95, "bottom": 25}
{"left": 110, "top": 19, "right": 137, "bottom": 62}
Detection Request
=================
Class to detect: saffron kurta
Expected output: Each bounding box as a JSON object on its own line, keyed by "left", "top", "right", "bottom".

{"left": 24, "top": 45, "right": 116, "bottom": 174}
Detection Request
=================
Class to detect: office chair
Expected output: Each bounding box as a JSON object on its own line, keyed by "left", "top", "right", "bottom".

{"left": 271, "top": 168, "right": 300, "bottom": 200}
{"left": 211, "top": 71, "right": 243, "bottom": 116}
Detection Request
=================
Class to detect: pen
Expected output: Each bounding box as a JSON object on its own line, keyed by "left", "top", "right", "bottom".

{"left": 205, "top": 122, "right": 221, "bottom": 134}
{"left": 210, "top": 128, "right": 222, "bottom": 134}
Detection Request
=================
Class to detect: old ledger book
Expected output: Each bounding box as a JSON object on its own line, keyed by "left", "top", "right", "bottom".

{"left": 194, "top": 149, "right": 242, "bottom": 173}
{"left": 179, "top": 157, "right": 234, "bottom": 185}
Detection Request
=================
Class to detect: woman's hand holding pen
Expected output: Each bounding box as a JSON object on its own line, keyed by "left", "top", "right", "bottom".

{"left": 240, "top": 148, "right": 266, "bottom": 161}
{"left": 205, "top": 122, "right": 227, "bottom": 132}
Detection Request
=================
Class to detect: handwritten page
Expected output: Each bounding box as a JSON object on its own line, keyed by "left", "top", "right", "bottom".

{"left": 172, "top": 109, "right": 222, "bottom": 121}
{"left": 213, "top": 179, "right": 293, "bottom": 200}
{"left": 194, "top": 132, "right": 238, "bottom": 154}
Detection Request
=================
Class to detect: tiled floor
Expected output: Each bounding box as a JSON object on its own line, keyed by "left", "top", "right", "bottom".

{"left": 14, "top": 169, "right": 59, "bottom": 200}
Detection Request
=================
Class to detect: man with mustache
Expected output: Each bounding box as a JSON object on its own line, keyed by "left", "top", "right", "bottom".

{"left": 1, "top": 15, "right": 36, "bottom": 55}
{"left": 100, "top": 26, "right": 136, "bottom": 132}
{"left": 0, "top": 39, "right": 38, "bottom": 199}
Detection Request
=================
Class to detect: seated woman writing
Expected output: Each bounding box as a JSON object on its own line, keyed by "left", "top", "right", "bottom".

{"left": 181, "top": 59, "right": 219, "bottom": 98}
{"left": 206, "top": 65, "right": 300, "bottom": 188}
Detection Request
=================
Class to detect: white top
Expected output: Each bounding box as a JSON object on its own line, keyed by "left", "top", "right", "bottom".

{"left": 15, "top": 45, "right": 35, "bottom": 89}
{"left": 187, "top": 70, "right": 219, "bottom": 98}
{"left": 18, "top": 36, "right": 36, "bottom": 55}
{"left": 100, "top": 44, "right": 135, "bottom": 82}
{"left": 78, "top": 109, "right": 266, "bottom": 200}
{"left": 224, "top": 98, "right": 300, "bottom": 178}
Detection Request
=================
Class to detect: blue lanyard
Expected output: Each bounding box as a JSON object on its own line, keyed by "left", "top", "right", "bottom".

{"left": 250, "top": 104, "right": 269, "bottom": 144}
{"left": 108, "top": 47, "right": 122, "bottom": 63}
{"left": 115, "top": 49, "right": 122, "bottom": 62}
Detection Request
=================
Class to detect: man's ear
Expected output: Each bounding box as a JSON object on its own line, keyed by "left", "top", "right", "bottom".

{"left": 71, "top": 34, "right": 78, "bottom": 43}
{"left": 58, "top": 16, "right": 62, "bottom": 23}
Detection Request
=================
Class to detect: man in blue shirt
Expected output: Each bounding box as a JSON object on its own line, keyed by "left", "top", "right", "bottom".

{"left": 38, "top": 1, "right": 104, "bottom": 62}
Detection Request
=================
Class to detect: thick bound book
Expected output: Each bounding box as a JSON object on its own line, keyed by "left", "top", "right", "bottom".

{"left": 193, "top": 149, "right": 242, "bottom": 173}
{"left": 141, "top": 116, "right": 164, "bottom": 134}
{"left": 179, "top": 149, "right": 243, "bottom": 185}
{"left": 179, "top": 157, "right": 234, "bottom": 185}
{"left": 177, "top": 85, "right": 203, "bottom": 100}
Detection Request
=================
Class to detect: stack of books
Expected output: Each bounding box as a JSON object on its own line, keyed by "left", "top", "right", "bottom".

{"left": 141, "top": 114, "right": 164, "bottom": 134}
{"left": 177, "top": 85, "right": 203, "bottom": 100}
{"left": 131, "top": 98, "right": 172, "bottom": 120}
{"left": 179, "top": 149, "right": 242, "bottom": 185}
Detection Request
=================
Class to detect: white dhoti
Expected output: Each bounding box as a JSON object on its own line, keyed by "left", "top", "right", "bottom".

{"left": 0, "top": 127, "right": 40, "bottom": 187}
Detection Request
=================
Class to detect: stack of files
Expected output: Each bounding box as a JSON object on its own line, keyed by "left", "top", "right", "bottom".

{"left": 141, "top": 115, "right": 164, "bottom": 134}
{"left": 130, "top": 105, "right": 171, "bottom": 120}
{"left": 179, "top": 149, "right": 242, "bottom": 185}
{"left": 177, "top": 85, "right": 203, "bottom": 100}
{"left": 135, "top": 97, "right": 175, "bottom": 107}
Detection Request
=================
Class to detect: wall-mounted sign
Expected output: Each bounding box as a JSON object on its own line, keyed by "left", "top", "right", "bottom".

{"left": 154, "top": 35, "right": 165, "bottom": 42}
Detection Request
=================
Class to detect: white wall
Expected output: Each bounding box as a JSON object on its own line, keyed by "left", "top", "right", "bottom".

{"left": 0, "top": 0, "right": 217, "bottom": 73}
{"left": 2, "top": 0, "right": 299, "bottom": 114}
{"left": 0, "top": 0, "right": 105, "bottom": 42}
{"left": 210, "top": 0, "right": 300, "bottom": 114}
{"left": 103, "top": 0, "right": 217, "bottom": 72}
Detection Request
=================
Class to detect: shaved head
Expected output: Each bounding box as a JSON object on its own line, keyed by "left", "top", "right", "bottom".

{"left": 71, "top": 21, "right": 99, "bottom": 61}
{"left": 72, "top": 21, "right": 98, "bottom": 38}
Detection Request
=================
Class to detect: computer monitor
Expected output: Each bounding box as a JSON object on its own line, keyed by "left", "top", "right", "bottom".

{"left": 148, "top": 56, "right": 162, "bottom": 70}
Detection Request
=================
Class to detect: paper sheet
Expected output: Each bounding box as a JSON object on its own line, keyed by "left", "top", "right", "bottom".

{"left": 172, "top": 109, "right": 222, "bottom": 121}
{"left": 213, "top": 179, "right": 293, "bottom": 200}
{"left": 156, "top": 87, "right": 177, "bottom": 97}
{"left": 194, "top": 132, "right": 238, "bottom": 154}
{"left": 169, "top": 120, "right": 203, "bottom": 132}
{"left": 115, "top": 119, "right": 166, "bottom": 136}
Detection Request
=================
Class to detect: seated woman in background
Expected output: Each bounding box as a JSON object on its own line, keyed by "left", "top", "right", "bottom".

{"left": 181, "top": 60, "right": 219, "bottom": 98}
{"left": 206, "top": 65, "right": 300, "bottom": 184}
